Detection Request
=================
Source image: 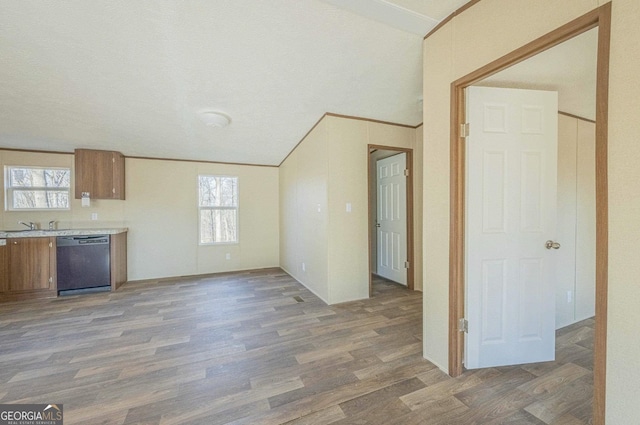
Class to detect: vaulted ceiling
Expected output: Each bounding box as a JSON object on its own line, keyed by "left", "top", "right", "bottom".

{"left": 0, "top": 0, "right": 468, "bottom": 166}
{"left": 1, "top": 1, "right": 596, "bottom": 167}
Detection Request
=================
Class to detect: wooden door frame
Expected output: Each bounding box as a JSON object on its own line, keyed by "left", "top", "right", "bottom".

{"left": 448, "top": 4, "right": 610, "bottom": 424}
{"left": 367, "top": 144, "right": 414, "bottom": 295}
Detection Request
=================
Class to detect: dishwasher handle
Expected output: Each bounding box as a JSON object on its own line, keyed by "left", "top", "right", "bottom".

{"left": 57, "top": 235, "right": 109, "bottom": 246}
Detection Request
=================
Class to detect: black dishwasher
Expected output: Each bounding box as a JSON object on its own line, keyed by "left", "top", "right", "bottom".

{"left": 57, "top": 235, "right": 111, "bottom": 294}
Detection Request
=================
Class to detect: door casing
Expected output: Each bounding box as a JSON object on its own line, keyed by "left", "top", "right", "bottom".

{"left": 448, "top": 4, "right": 611, "bottom": 425}
{"left": 368, "top": 144, "right": 414, "bottom": 295}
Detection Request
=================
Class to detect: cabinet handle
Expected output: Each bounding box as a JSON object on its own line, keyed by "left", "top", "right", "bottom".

{"left": 13, "top": 241, "right": 17, "bottom": 245}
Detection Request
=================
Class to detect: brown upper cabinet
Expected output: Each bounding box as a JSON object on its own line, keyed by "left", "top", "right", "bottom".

{"left": 75, "top": 149, "right": 125, "bottom": 200}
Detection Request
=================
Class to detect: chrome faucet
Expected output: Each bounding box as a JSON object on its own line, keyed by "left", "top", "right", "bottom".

{"left": 49, "top": 220, "right": 56, "bottom": 230}
{"left": 18, "top": 221, "right": 36, "bottom": 230}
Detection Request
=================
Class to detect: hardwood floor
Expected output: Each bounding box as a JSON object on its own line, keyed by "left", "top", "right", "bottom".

{"left": 0, "top": 269, "right": 593, "bottom": 424}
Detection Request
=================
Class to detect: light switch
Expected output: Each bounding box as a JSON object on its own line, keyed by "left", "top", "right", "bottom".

{"left": 317, "top": 204, "right": 321, "bottom": 213}
{"left": 225, "top": 253, "right": 231, "bottom": 260}
{"left": 346, "top": 203, "right": 352, "bottom": 212}
{"left": 91, "top": 213, "right": 98, "bottom": 221}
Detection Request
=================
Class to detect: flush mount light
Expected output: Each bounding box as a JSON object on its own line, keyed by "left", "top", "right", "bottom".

{"left": 198, "top": 111, "right": 231, "bottom": 128}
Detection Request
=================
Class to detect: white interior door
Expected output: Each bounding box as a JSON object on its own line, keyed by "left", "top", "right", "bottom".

{"left": 376, "top": 153, "right": 407, "bottom": 285}
{"left": 465, "top": 86, "right": 558, "bottom": 369}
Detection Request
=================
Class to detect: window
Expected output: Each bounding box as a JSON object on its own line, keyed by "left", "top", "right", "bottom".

{"left": 198, "top": 175, "right": 238, "bottom": 244}
{"left": 5, "top": 166, "right": 71, "bottom": 210}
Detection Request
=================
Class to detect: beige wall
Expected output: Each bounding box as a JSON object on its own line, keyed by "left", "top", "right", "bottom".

{"left": 280, "top": 115, "right": 422, "bottom": 304}
{"left": 326, "top": 117, "right": 371, "bottom": 303}
{"left": 125, "top": 158, "right": 280, "bottom": 280}
{"left": 575, "top": 118, "right": 596, "bottom": 322}
{"left": 279, "top": 120, "right": 330, "bottom": 301}
{"left": 556, "top": 114, "right": 596, "bottom": 329}
{"left": 422, "top": 0, "right": 639, "bottom": 422}
{"left": 0, "top": 150, "right": 280, "bottom": 281}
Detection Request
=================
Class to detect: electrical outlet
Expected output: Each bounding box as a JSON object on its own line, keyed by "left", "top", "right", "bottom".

{"left": 567, "top": 290, "right": 573, "bottom": 303}
{"left": 346, "top": 202, "right": 352, "bottom": 212}
{"left": 225, "top": 253, "right": 231, "bottom": 260}
{"left": 302, "top": 262, "right": 306, "bottom": 272}
{"left": 91, "top": 213, "right": 98, "bottom": 221}
{"left": 316, "top": 204, "right": 321, "bottom": 213}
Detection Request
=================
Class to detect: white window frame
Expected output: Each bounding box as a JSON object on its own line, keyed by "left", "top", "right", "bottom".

{"left": 5, "top": 166, "right": 71, "bottom": 211}
{"left": 198, "top": 174, "right": 239, "bottom": 245}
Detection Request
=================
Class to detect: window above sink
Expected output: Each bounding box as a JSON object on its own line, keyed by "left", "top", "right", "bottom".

{"left": 5, "top": 166, "right": 71, "bottom": 211}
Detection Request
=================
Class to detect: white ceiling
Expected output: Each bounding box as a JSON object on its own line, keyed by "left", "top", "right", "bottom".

{"left": 0, "top": 0, "right": 468, "bottom": 166}
{"left": 320, "top": 0, "right": 469, "bottom": 35}
{"left": 479, "top": 28, "right": 598, "bottom": 121}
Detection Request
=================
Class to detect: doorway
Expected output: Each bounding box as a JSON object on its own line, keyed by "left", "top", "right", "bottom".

{"left": 448, "top": 4, "right": 610, "bottom": 424}
{"left": 368, "top": 144, "right": 414, "bottom": 296}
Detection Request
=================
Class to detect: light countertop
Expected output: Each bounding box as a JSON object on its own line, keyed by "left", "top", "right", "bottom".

{"left": 0, "top": 228, "right": 128, "bottom": 238}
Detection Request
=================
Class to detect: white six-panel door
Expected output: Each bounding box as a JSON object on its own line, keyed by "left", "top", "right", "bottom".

{"left": 465, "top": 86, "right": 558, "bottom": 369}
{"left": 377, "top": 153, "right": 407, "bottom": 285}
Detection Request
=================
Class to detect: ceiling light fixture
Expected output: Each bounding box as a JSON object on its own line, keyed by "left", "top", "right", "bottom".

{"left": 198, "top": 111, "right": 232, "bottom": 128}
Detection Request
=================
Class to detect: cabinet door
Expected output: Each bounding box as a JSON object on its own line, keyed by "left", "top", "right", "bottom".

{"left": 9, "top": 238, "right": 52, "bottom": 291}
{"left": 75, "top": 149, "right": 125, "bottom": 199}
{"left": 93, "top": 151, "right": 117, "bottom": 199}
{"left": 0, "top": 243, "right": 8, "bottom": 293}
{"left": 75, "top": 149, "right": 112, "bottom": 199}
{"left": 112, "top": 151, "right": 125, "bottom": 199}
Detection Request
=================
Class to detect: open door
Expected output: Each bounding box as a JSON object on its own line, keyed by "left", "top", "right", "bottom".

{"left": 376, "top": 153, "right": 408, "bottom": 286}
{"left": 465, "top": 86, "right": 559, "bottom": 369}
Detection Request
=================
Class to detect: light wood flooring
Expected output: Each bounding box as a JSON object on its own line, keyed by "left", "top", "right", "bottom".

{"left": 0, "top": 269, "right": 593, "bottom": 424}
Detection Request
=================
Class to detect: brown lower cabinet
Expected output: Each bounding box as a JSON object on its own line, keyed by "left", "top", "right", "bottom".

{"left": 110, "top": 232, "right": 127, "bottom": 291}
{"left": 0, "top": 242, "right": 8, "bottom": 294}
{"left": 0, "top": 233, "right": 127, "bottom": 302}
{"left": 0, "top": 237, "right": 56, "bottom": 301}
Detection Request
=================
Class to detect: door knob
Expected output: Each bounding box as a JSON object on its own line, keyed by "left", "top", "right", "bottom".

{"left": 545, "top": 240, "right": 561, "bottom": 250}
